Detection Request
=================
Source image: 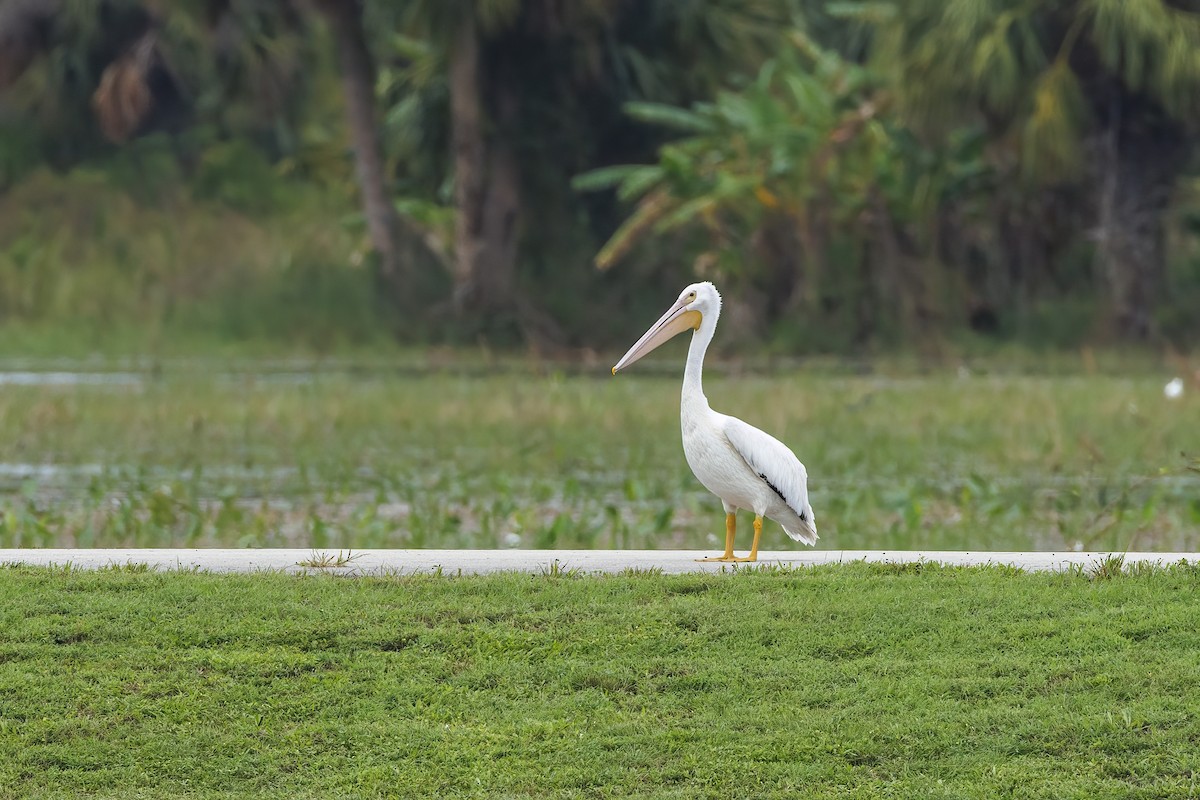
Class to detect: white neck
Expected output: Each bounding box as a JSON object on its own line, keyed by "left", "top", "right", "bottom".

{"left": 682, "top": 304, "right": 718, "bottom": 408}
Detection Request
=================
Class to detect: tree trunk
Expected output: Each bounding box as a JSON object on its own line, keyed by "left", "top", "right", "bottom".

{"left": 752, "top": 210, "right": 803, "bottom": 320}
{"left": 794, "top": 202, "right": 830, "bottom": 314}
{"left": 319, "top": 0, "right": 407, "bottom": 283}
{"left": 1093, "top": 91, "right": 1184, "bottom": 340}
{"left": 0, "top": 0, "right": 60, "bottom": 90}
{"left": 449, "top": 17, "right": 521, "bottom": 316}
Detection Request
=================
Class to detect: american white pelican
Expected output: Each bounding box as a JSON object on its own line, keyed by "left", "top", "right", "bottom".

{"left": 612, "top": 282, "right": 818, "bottom": 562}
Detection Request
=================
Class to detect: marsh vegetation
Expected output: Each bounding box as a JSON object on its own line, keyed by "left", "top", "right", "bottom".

{"left": 0, "top": 359, "right": 1194, "bottom": 552}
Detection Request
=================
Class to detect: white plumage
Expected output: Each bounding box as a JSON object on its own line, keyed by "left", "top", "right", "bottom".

{"left": 612, "top": 281, "right": 817, "bottom": 561}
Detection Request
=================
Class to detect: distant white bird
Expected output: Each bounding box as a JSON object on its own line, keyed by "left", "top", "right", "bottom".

{"left": 611, "top": 282, "right": 817, "bottom": 562}
{"left": 1165, "top": 377, "right": 1184, "bottom": 399}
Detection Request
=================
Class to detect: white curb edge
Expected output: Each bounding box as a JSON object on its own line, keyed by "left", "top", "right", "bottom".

{"left": 1, "top": 549, "right": 1197, "bottom": 575}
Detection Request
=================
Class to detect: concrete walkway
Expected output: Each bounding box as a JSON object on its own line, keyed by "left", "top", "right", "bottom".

{"left": 1, "top": 548, "right": 1197, "bottom": 575}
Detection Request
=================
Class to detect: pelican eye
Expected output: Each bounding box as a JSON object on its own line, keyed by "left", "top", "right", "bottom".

{"left": 685, "top": 292, "right": 696, "bottom": 302}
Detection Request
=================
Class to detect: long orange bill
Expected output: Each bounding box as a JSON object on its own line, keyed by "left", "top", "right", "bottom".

{"left": 611, "top": 300, "right": 701, "bottom": 374}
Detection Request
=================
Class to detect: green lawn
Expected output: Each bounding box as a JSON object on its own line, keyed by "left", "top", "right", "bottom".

{"left": 0, "top": 360, "right": 1196, "bottom": 552}
{"left": 1, "top": 563, "right": 1198, "bottom": 798}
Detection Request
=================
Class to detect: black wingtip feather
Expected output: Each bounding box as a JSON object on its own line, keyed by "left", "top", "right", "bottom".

{"left": 760, "top": 473, "right": 788, "bottom": 504}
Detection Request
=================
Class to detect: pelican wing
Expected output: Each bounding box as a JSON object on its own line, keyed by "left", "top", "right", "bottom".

{"left": 721, "top": 416, "right": 816, "bottom": 538}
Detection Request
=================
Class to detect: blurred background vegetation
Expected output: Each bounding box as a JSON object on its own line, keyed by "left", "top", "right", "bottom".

{"left": 1, "top": 0, "right": 1199, "bottom": 357}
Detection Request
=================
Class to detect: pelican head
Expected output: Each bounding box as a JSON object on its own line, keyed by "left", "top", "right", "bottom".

{"left": 612, "top": 282, "right": 721, "bottom": 374}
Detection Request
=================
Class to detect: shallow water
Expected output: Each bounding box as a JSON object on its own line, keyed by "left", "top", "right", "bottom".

{"left": 0, "top": 371, "right": 143, "bottom": 386}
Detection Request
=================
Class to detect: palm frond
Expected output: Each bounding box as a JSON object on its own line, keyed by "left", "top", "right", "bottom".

{"left": 970, "top": 12, "right": 1023, "bottom": 116}
{"left": 615, "top": 165, "right": 668, "bottom": 202}
{"left": 572, "top": 164, "right": 651, "bottom": 193}
{"left": 622, "top": 101, "right": 717, "bottom": 133}
{"left": 1087, "top": 0, "right": 1200, "bottom": 119}
{"left": 594, "top": 189, "right": 675, "bottom": 270}
{"left": 1021, "top": 60, "right": 1089, "bottom": 183}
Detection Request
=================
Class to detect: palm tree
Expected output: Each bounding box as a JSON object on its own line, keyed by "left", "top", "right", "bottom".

{"left": 0, "top": 0, "right": 56, "bottom": 91}
{"left": 0, "top": 0, "right": 313, "bottom": 157}
{"left": 319, "top": 0, "right": 417, "bottom": 286}
{"left": 575, "top": 34, "right": 984, "bottom": 345}
{"left": 843, "top": 0, "right": 1200, "bottom": 339}
{"left": 395, "top": 0, "right": 795, "bottom": 337}
{"left": 0, "top": 0, "right": 184, "bottom": 157}
{"left": 1, "top": 0, "right": 439, "bottom": 292}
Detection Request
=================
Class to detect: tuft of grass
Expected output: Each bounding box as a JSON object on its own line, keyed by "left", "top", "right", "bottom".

{"left": 539, "top": 560, "right": 582, "bottom": 578}
{"left": 619, "top": 565, "right": 665, "bottom": 577}
{"left": 96, "top": 561, "right": 154, "bottom": 574}
{"left": 296, "top": 550, "right": 361, "bottom": 569}
{"left": 1, "top": 565, "right": 1200, "bottom": 797}
{"left": 1090, "top": 554, "right": 1127, "bottom": 581}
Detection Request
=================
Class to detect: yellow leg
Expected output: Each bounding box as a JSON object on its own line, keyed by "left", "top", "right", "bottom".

{"left": 732, "top": 516, "right": 763, "bottom": 562}
{"left": 697, "top": 512, "right": 738, "bottom": 562}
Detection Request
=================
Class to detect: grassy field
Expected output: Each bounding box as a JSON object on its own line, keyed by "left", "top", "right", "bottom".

{"left": 1, "top": 562, "right": 1198, "bottom": 798}
{"left": 0, "top": 357, "right": 1196, "bottom": 552}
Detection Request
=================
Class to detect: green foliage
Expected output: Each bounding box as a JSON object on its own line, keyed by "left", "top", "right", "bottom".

{"left": 1, "top": 0, "right": 1199, "bottom": 349}
{"left": 579, "top": 37, "right": 995, "bottom": 341}
{"left": 0, "top": 153, "right": 366, "bottom": 348}
{"left": 840, "top": 0, "right": 1200, "bottom": 175}
{"left": 0, "top": 124, "right": 41, "bottom": 189}
{"left": 192, "top": 139, "right": 294, "bottom": 213}
{"left": 195, "top": 253, "right": 387, "bottom": 350}
{"left": 2, "top": 565, "right": 1200, "bottom": 796}
{"left": 621, "top": 101, "right": 718, "bottom": 133}
{"left": 1088, "top": 0, "right": 1200, "bottom": 119}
